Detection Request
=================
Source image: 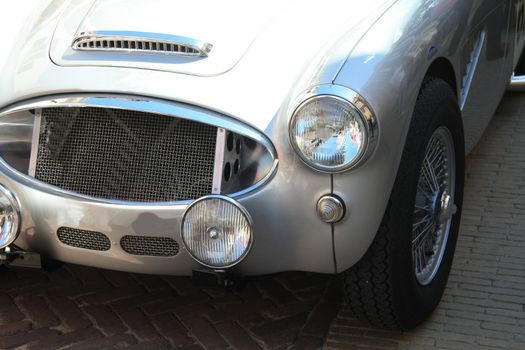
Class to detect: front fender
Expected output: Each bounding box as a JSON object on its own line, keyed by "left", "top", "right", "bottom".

{"left": 331, "top": 0, "right": 469, "bottom": 272}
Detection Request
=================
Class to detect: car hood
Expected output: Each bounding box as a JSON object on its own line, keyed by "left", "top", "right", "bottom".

{"left": 50, "top": 0, "right": 394, "bottom": 77}
{"left": 50, "top": 0, "right": 296, "bottom": 76}
{"left": 1, "top": 0, "right": 396, "bottom": 132}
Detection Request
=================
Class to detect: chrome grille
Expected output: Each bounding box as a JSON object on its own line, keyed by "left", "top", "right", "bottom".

{"left": 120, "top": 235, "right": 179, "bottom": 257}
{"left": 57, "top": 227, "right": 111, "bottom": 251}
{"left": 35, "top": 107, "right": 217, "bottom": 202}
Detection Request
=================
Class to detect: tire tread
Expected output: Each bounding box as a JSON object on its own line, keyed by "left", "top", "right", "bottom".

{"left": 343, "top": 203, "right": 399, "bottom": 328}
{"left": 342, "top": 77, "right": 460, "bottom": 329}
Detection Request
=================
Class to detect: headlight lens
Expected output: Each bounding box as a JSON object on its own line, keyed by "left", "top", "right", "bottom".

{"left": 290, "top": 95, "right": 368, "bottom": 172}
{"left": 181, "top": 195, "right": 253, "bottom": 269}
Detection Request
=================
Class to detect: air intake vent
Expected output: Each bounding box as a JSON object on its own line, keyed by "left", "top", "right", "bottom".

{"left": 57, "top": 227, "right": 111, "bottom": 251}
{"left": 120, "top": 235, "right": 179, "bottom": 257}
{"left": 72, "top": 31, "right": 213, "bottom": 57}
{"left": 459, "top": 31, "right": 485, "bottom": 109}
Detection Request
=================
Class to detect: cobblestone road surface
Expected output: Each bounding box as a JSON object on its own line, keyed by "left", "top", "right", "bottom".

{"left": 0, "top": 93, "right": 524, "bottom": 349}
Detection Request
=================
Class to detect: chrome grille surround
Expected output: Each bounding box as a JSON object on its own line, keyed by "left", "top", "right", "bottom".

{"left": 34, "top": 107, "right": 216, "bottom": 202}
{"left": 120, "top": 235, "right": 179, "bottom": 257}
{"left": 0, "top": 95, "right": 278, "bottom": 205}
{"left": 57, "top": 227, "right": 111, "bottom": 251}
{"left": 72, "top": 31, "right": 213, "bottom": 57}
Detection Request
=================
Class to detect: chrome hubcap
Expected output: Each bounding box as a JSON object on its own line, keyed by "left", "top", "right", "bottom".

{"left": 434, "top": 190, "right": 457, "bottom": 225}
{"left": 412, "top": 127, "right": 456, "bottom": 286}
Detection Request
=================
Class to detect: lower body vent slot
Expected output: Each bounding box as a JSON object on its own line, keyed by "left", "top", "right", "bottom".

{"left": 57, "top": 227, "right": 111, "bottom": 251}
{"left": 120, "top": 235, "right": 179, "bottom": 257}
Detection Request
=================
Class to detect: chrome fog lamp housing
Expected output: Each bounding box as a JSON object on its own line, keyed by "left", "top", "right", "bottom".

{"left": 0, "top": 184, "right": 21, "bottom": 248}
{"left": 289, "top": 85, "right": 377, "bottom": 172}
{"left": 181, "top": 195, "right": 253, "bottom": 269}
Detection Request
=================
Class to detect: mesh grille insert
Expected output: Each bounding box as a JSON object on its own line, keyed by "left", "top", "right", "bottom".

{"left": 35, "top": 107, "right": 217, "bottom": 202}
{"left": 120, "top": 235, "right": 179, "bottom": 257}
{"left": 57, "top": 227, "right": 111, "bottom": 251}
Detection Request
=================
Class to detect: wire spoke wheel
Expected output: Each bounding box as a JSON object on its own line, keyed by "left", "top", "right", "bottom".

{"left": 343, "top": 78, "right": 464, "bottom": 329}
{"left": 412, "top": 127, "right": 456, "bottom": 286}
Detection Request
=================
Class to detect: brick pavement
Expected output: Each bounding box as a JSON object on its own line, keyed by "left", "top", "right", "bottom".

{"left": 324, "top": 92, "right": 525, "bottom": 349}
{"left": 0, "top": 265, "right": 342, "bottom": 349}
{"left": 0, "top": 92, "right": 524, "bottom": 350}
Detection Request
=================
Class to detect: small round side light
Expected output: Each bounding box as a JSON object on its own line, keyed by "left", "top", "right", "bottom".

{"left": 317, "top": 195, "right": 345, "bottom": 223}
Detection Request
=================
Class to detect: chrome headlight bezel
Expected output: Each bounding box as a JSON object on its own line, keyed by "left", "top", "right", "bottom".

{"left": 289, "top": 85, "right": 378, "bottom": 173}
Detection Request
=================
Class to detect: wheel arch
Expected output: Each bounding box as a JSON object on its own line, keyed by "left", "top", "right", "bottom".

{"left": 425, "top": 57, "right": 458, "bottom": 101}
{"left": 330, "top": 0, "right": 467, "bottom": 274}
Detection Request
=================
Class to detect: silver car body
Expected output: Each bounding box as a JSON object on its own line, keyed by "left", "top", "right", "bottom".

{"left": 0, "top": 0, "right": 522, "bottom": 275}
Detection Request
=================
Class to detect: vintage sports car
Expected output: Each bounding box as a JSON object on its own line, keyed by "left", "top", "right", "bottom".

{"left": 0, "top": 0, "right": 523, "bottom": 329}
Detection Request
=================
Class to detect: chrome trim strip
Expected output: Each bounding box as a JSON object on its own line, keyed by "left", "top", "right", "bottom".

{"left": 212, "top": 128, "right": 226, "bottom": 194}
{"left": 288, "top": 84, "right": 378, "bottom": 174}
{"left": 508, "top": 73, "right": 525, "bottom": 90}
{"left": 227, "top": 157, "right": 279, "bottom": 198}
{"left": 180, "top": 194, "right": 254, "bottom": 270}
{"left": 460, "top": 31, "right": 486, "bottom": 110}
{"left": 72, "top": 31, "right": 213, "bottom": 57}
{"left": 28, "top": 109, "right": 41, "bottom": 177}
{"left": 0, "top": 95, "right": 278, "bottom": 206}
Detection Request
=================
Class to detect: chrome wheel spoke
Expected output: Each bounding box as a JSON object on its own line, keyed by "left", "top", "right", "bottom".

{"left": 417, "top": 184, "right": 433, "bottom": 202}
{"left": 412, "top": 214, "right": 432, "bottom": 228}
{"left": 412, "top": 218, "right": 435, "bottom": 245}
{"left": 414, "top": 204, "right": 429, "bottom": 213}
{"left": 420, "top": 158, "right": 437, "bottom": 193}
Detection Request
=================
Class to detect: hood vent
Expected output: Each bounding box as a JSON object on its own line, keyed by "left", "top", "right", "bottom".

{"left": 72, "top": 31, "right": 213, "bottom": 57}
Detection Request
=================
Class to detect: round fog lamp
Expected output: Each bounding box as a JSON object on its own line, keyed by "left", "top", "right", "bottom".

{"left": 0, "top": 184, "right": 21, "bottom": 248}
{"left": 181, "top": 195, "right": 253, "bottom": 269}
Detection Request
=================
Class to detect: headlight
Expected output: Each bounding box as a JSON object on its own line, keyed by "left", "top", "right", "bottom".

{"left": 289, "top": 86, "right": 376, "bottom": 172}
{"left": 181, "top": 195, "right": 253, "bottom": 269}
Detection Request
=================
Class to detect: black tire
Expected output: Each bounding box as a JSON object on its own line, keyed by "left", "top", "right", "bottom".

{"left": 343, "top": 77, "right": 465, "bottom": 330}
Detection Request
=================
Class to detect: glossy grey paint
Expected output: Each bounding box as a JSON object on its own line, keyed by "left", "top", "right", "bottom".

{"left": 332, "top": 0, "right": 517, "bottom": 271}
{"left": 0, "top": 96, "right": 336, "bottom": 275}
{"left": 0, "top": 141, "right": 334, "bottom": 275}
{"left": 0, "top": 0, "right": 520, "bottom": 275}
{"left": 0, "top": 95, "right": 336, "bottom": 275}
